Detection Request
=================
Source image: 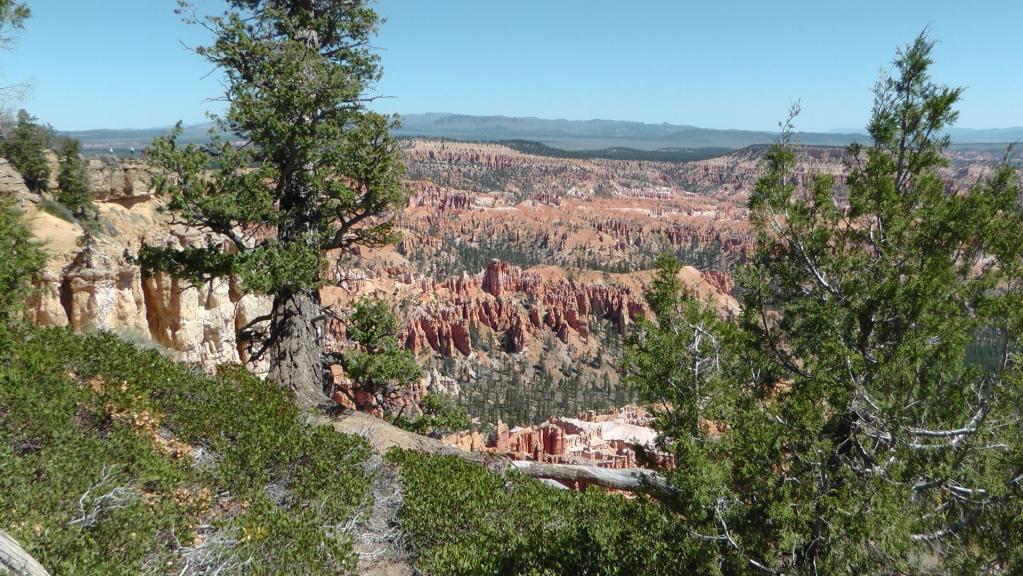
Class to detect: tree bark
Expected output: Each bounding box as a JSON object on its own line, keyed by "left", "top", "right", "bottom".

{"left": 268, "top": 288, "right": 329, "bottom": 410}
{"left": 0, "top": 529, "right": 50, "bottom": 576}
{"left": 508, "top": 461, "right": 676, "bottom": 500}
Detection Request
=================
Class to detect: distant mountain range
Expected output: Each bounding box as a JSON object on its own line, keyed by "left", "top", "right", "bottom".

{"left": 67, "top": 124, "right": 213, "bottom": 153}
{"left": 393, "top": 113, "right": 862, "bottom": 149}
{"left": 394, "top": 114, "right": 1023, "bottom": 149}
{"left": 831, "top": 126, "right": 1023, "bottom": 144}
{"left": 64, "top": 114, "right": 1023, "bottom": 154}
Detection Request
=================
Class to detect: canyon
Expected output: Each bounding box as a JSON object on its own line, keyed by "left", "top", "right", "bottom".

{"left": 6, "top": 139, "right": 1018, "bottom": 443}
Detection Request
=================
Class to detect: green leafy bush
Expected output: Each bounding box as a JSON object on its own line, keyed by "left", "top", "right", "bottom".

{"left": 387, "top": 449, "right": 711, "bottom": 576}
{"left": 0, "top": 328, "right": 373, "bottom": 574}
{"left": 0, "top": 195, "right": 45, "bottom": 327}
{"left": 0, "top": 109, "right": 51, "bottom": 193}
{"left": 338, "top": 296, "right": 423, "bottom": 411}
{"left": 391, "top": 392, "right": 471, "bottom": 437}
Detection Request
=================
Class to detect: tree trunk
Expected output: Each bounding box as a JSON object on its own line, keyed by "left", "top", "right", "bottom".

{"left": 323, "top": 410, "right": 679, "bottom": 501}
{"left": 508, "top": 461, "right": 677, "bottom": 500}
{"left": 0, "top": 529, "right": 50, "bottom": 575}
{"left": 268, "top": 288, "right": 329, "bottom": 410}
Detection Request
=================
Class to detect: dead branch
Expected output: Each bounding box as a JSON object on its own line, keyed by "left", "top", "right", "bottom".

{"left": 68, "top": 465, "right": 138, "bottom": 529}
{"left": 318, "top": 410, "right": 677, "bottom": 499}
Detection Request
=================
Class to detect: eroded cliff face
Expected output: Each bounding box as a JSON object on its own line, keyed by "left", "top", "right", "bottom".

{"left": 3, "top": 157, "right": 272, "bottom": 372}
{"left": 0, "top": 142, "right": 940, "bottom": 426}
{"left": 2, "top": 144, "right": 746, "bottom": 425}
{"left": 7, "top": 140, "right": 1018, "bottom": 427}
{"left": 398, "top": 258, "right": 735, "bottom": 359}
{"left": 397, "top": 140, "right": 754, "bottom": 278}
{"left": 3, "top": 143, "right": 758, "bottom": 426}
{"left": 317, "top": 250, "right": 735, "bottom": 423}
{"left": 403, "top": 259, "right": 649, "bottom": 357}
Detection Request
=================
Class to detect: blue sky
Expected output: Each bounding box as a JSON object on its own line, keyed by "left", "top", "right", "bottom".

{"left": 3, "top": 0, "right": 1022, "bottom": 132}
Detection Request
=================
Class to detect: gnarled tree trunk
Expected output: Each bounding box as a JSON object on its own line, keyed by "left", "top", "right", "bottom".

{"left": 268, "top": 288, "right": 329, "bottom": 410}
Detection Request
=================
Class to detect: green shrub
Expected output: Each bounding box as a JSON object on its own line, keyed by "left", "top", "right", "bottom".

{"left": 0, "top": 195, "right": 45, "bottom": 327}
{"left": 387, "top": 449, "right": 711, "bottom": 576}
{"left": 341, "top": 296, "right": 423, "bottom": 410}
{"left": 0, "top": 328, "right": 373, "bottom": 574}
{"left": 0, "top": 109, "right": 51, "bottom": 193}
{"left": 391, "top": 392, "right": 471, "bottom": 437}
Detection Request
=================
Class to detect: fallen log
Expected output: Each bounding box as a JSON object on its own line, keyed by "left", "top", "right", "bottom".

{"left": 510, "top": 461, "right": 677, "bottom": 499}
{"left": 0, "top": 530, "right": 50, "bottom": 576}
{"left": 317, "top": 409, "right": 676, "bottom": 500}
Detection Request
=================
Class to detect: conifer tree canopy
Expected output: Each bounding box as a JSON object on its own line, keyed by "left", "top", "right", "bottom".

{"left": 1, "top": 110, "right": 51, "bottom": 193}
{"left": 0, "top": 0, "right": 29, "bottom": 50}
{"left": 0, "top": 196, "right": 45, "bottom": 328}
{"left": 141, "top": 0, "right": 409, "bottom": 408}
{"left": 628, "top": 34, "right": 1023, "bottom": 574}
{"left": 56, "top": 137, "right": 97, "bottom": 229}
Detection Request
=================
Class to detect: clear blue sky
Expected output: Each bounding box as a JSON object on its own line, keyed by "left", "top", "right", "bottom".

{"left": 3, "top": 0, "right": 1021, "bottom": 132}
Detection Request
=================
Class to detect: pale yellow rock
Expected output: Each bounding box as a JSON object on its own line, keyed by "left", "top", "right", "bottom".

{"left": 87, "top": 158, "right": 156, "bottom": 202}
{"left": 0, "top": 157, "right": 31, "bottom": 200}
{"left": 3, "top": 155, "right": 272, "bottom": 374}
{"left": 64, "top": 253, "right": 150, "bottom": 334}
{"left": 29, "top": 268, "right": 69, "bottom": 327}
{"left": 24, "top": 207, "right": 80, "bottom": 257}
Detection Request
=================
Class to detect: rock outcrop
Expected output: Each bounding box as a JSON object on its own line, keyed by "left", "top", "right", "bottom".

{"left": 401, "top": 258, "right": 736, "bottom": 358}
{"left": 86, "top": 158, "right": 157, "bottom": 204}
{"left": 2, "top": 157, "right": 272, "bottom": 373}
{"left": 444, "top": 404, "right": 675, "bottom": 484}
{"left": 0, "top": 158, "right": 30, "bottom": 198}
{"left": 403, "top": 259, "right": 649, "bottom": 357}
{"left": 22, "top": 140, "right": 1001, "bottom": 427}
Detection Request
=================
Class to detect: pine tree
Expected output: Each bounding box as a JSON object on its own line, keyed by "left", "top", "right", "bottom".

{"left": 1, "top": 110, "right": 51, "bottom": 193}
{"left": 0, "top": 0, "right": 40, "bottom": 332}
{"left": 629, "top": 35, "right": 1023, "bottom": 574}
{"left": 56, "top": 137, "right": 98, "bottom": 242}
{"left": 141, "top": 1, "right": 407, "bottom": 408}
{"left": 336, "top": 296, "right": 421, "bottom": 411}
{"left": 0, "top": 196, "right": 45, "bottom": 328}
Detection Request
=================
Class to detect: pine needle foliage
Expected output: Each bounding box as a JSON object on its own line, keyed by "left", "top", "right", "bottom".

{"left": 628, "top": 34, "right": 1023, "bottom": 574}
{"left": 140, "top": 0, "right": 409, "bottom": 406}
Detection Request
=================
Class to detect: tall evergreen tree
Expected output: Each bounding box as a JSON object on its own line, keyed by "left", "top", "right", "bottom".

{"left": 55, "top": 137, "right": 97, "bottom": 234}
{"left": 0, "top": 0, "right": 40, "bottom": 332}
{"left": 1, "top": 109, "right": 50, "bottom": 193}
{"left": 629, "top": 35, "right": 1023, "bottom": 574}
{"left": 141, "top": 1, "right": 408, "bottom": 408}
{"left": 0, "top": 196, "right": 45, "bottom": 328}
